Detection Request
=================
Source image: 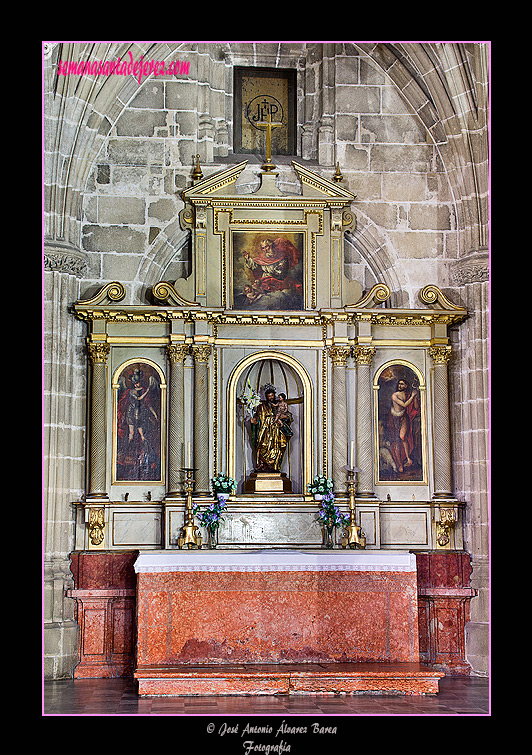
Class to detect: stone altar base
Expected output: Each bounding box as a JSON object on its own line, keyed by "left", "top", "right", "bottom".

{"left": 133, "top": 550, "right": 443, "bottom": 696}
{"left": 134, "top": 662, "right": 443, "bottom": 696}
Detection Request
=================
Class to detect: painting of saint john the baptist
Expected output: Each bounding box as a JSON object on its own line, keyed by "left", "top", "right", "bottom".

{"left": 377, "top": 363, "right": 424, "bottom": 483}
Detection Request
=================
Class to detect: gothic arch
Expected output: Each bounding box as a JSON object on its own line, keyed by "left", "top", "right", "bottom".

{"left": 345, "top": 209, "right": 411, "bottom": 307}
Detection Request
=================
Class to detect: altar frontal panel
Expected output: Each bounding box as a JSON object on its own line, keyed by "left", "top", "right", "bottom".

{"left": 135, "top": 556, "right": 419, "bottom": 667}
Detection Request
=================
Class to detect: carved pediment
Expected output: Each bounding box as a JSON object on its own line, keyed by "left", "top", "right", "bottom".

{"left": 181, "top": 161, "right": 249, "bottom": 199}
{"left": 291, "top": 161, "right": 357, "bottom": 202}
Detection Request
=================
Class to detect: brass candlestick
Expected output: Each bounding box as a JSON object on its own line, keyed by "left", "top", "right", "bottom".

{"left": 342, "top": 467, "right": 366, "bottom": 549}
{"left": 177, "top": 467, "right": 203, "bottom": 549}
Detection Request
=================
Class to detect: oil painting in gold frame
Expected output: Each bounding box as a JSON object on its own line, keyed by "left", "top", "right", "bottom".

{"left": 112, "top": 359, "right": 166, "bottom": 484}
{"left": 375, "top": 361, "right": 426, "bottom": 484}
{"left": 232, "top": 231, "right": 305, "bottom": 311}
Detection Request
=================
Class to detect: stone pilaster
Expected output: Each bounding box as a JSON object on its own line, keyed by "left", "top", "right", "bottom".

{"left": 43, "top": 243, "right": 87, "bottom": 679}
{"left": 192, "top": 344, "right": 212, "bottom": 495}
{"left": 87, "top": 342, "right": 111, "bottom": 499}
{"left": 329, "top": 345, "right": 350, "bottom": 492}
{"left": 354, "top": 346, "right": 376, "bottom": 498}
{"left": 166, "top": 344, "right": 189, "bottom": 497}
{"left": 429, "top": 345, "right": 453, "bottom": 499}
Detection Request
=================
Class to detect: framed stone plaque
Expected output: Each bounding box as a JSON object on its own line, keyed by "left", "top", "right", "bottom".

{"left": 233, "top": 66, "right": 296, "bottom": 155}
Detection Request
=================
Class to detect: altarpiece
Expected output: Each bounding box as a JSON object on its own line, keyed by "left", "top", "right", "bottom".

{"left": 72, "top": 158, "right": 467, "bottom": 555}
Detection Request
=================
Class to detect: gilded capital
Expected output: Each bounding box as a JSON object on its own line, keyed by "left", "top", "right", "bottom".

{"left": 87, "top": 342, "right": 110, "bottom": 364}
{"left": 192, "top": 344, "right": 212, "bottom": 363}
{"left": 353, "top": 346, "right": 376, "bottom": 366}
{"left": 328, "top": 345, "right": 350, "bottom": 367}
{"left": 166, "top": 343, "right": 189, "bottom": 364}
{"left": 429, "top": 345, "right": 452, "bottom": 365}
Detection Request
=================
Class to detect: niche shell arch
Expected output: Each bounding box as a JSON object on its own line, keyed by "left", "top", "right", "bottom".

{"left": 227, "top": 351, "right": 313, "bottom": 495}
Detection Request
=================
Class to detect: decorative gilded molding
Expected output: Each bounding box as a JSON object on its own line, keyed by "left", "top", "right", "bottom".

{"left": 87, "top": 342, "right": 110, "bottom": 364}
{"left": 72, "top": 305, "right": 467, "bottom": 327}
{"left": 77, "top": 281, "right": 126, "bottom": 306}
{"left": 419, "top": 285, "right": 466, "bottom": 312}
{"left": 429, "top": 345, "right": 452, "bottom": 365}
{"left": 152, "top": 280, "right": 199, "bottom": 307}
{"left": 88, "top": 508, "right": 105, "bottom": 546}
{"left": 346, "top": 283, "right": 391, "bottom": 309}
{"left": 181, "top": 161, "right": 248, "bottom": 198}
{"left": 291, "top": 161, "right": 357, "bottom": 201}
{"left": 353, "top": 346, "right": 376, "bottom": 366}
{"left": 436, "top": 507, "right": 456, "bottom": 547}
{"left": 328, "top": 345, "right": 351, "bottom": 367}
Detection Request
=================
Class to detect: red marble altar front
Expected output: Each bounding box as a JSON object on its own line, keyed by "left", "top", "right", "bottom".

{"left": 133, "top": 551, "right": 443, "bottom": 694}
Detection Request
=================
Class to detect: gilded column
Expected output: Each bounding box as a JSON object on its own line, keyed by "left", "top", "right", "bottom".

{"left": 429, "top": 345, "right": 453, "bottom": 499}
{"left": 87, "top": 342, "right": 110, "bottom": 499}
{"left": 192, "top": 344, "right": 212, "bottom": 496}
{"left": 166, "top": 344, "right": 189, "bottom": 498}
{"left": 354, "top": 346, "right": 376, "bottom": 498}
{"left": 329, "top": 345, "right": 350, "bottom": 493}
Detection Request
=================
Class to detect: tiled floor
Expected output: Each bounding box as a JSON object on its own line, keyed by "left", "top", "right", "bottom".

{"left": 43, "top": 675, "right": 490, "bottom": 717}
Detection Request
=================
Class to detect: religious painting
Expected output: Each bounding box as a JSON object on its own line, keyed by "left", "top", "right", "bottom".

{"left": 233, "top": 66, "right": 296, "bottom": 155}
{"left": 232, "top": 231, "right": 305, "bottom": 311}
{"left": 375, "top": 362, "right": 426, "bottom": 483}
{"left": 113, "top": 360, "right": 165, "bottom": 483}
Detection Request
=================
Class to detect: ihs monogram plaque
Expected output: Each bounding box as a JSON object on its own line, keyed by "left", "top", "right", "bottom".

{"left": 234, "top": 66, "right": 296, "bottom": 155}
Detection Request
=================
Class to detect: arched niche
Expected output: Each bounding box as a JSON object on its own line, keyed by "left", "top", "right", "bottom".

{"left": 227, "top": 351, "right": 313, "bottom": 495}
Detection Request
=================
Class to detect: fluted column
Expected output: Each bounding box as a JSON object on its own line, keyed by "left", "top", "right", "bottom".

{"left": 192, "top": 344, "right": 212, "bottom": 495}
{"left": 87, "top": 342, "right": 110, "bottom": 499}
{"left": 429, "top": 345, "right": 453, "bottom": 499}
{"left": 329, "top": 345, "right": 350, "bottom": 493}
{"left": 166, "top": 344, "right": 189, "bottom": 497}
{"left": 354, "top": 346, "right": 376, "bottom": 498}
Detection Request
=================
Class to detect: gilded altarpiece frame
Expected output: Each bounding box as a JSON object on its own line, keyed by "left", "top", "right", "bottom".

{"left": 213, "top": 208, "right": 323, "bottom": 311}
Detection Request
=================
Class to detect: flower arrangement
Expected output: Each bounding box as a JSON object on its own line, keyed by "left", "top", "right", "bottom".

{"left": 195, "top": 498, "right": 227, "bottom": 531}
{"left": 239, "top": 379, "right": 261, "bottom": 418}
{"left": 307, "top": 474, "right": 334, "bottom": 496}
{"left": 316, "top": 491, "right": 349, "bottom": 529}
{"left": 211, "top": 474, "right": 236, "bottom": 495}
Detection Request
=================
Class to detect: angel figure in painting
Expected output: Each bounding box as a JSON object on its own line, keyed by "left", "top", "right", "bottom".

{"left": 116, "top": 365, "right": 161, "bottom": 481}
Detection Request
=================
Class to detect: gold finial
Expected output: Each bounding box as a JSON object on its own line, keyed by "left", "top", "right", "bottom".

{"left": 333, "top": 162, "right": 343, "bottom": 182}
{"left": 256, "top": 112, "right": 282, "bottom": 173}
{"left": 192, "top": 154, "right": 203, "bottom": 181}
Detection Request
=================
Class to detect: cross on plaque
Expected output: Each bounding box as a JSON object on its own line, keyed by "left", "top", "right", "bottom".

{"left": 256, "top": 112, "right": 282, "bottom": 172}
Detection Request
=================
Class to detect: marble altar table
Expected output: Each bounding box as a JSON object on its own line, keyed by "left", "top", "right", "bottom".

{"left": 133, "top": 550, "right": 443, "bottom": 695}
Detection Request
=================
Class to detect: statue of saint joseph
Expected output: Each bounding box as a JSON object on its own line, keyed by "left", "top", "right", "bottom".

{"left": 250, "top": 385, "right": 293, "bottom": 472}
